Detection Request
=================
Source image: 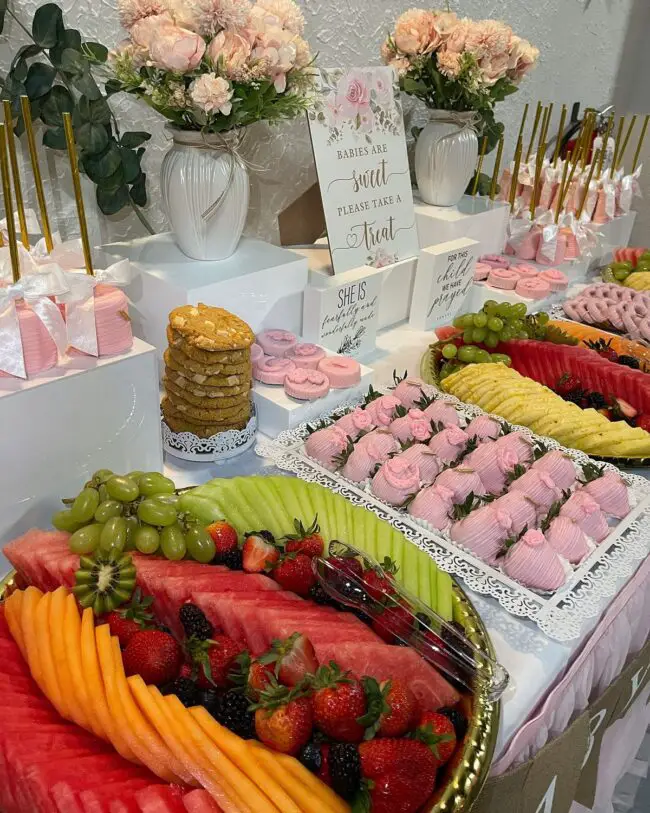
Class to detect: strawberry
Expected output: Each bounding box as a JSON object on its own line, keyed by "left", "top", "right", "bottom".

{"left": 362, "top": 557, "right": 399, "bottom": 602}
{"left": 328, "top": 555, "right": 363, "bottom": 580}
{"left": 613, "top": 397, "right": 638, "bottom": 420}
{"left": 258, "top": 633, "right": 319, "bottom": 687}
{"left": 369, "top": 762, "right": 436, "bottom": 813}
{"left": 371, "top": 603, "right": 414, "bottom": 644}
{"left": 637, "top": 414, "right": 650, "bottom": 433}
{"left": 242, "top": 533, "right": 279, "bottom": 573}
{"left": 312, "top": 662, "right": 367, "bottom": 743}
{"left": 272, "top": 553, "right": 316, "bottom": 596}
{"left": 283, "top": 516, "right": 324, "bottom": 558}
{"left": 359, "top": 737, "right": 439, "bottom": 781}
{"left": 122, "top": 630, "right": 183, "bottom": 686}
{"left": 206, "top": 522, "right": 239, "bottom": 558}
{"left": 253, "top": 684, "right": 314, "bottom": 755}
{"left": 189, "top": 634, "right": 245, "bottom": 689}
{"left": 414, "top": 711, "right": 457, "bottom": 765}
{"left": 556, "top": 373, "right": 582, "bottom": 397}
{"left": 377, "top": 679, "right": 418, "bottom": 738}
{"left": 104, "top": 589, "right": 155, "bottom": 648}
{"left": 247, "top": 661, "right": 274, "bottom": 699}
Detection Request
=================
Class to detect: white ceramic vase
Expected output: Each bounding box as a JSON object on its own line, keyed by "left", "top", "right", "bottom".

{"left": 161, "top": 129, "right": 250, "bottom": 261}
{"left": 415, "top": 110, "right": 479, "bottom": 207}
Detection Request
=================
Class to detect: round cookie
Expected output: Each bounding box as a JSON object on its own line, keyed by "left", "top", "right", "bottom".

{"left": 162, "top": 408, "right": 249, "bottom": 438}
{"left": 164, "top": 393, "right": 251, "bottom": 423}
{"left": 284, "top": 368, "right": 330, "bottom": 400}
{"left": 166, "top": 345, "right": 251, "bottom": 378}
{"left": 318, "top": 356, "right": 361, "bottom": 388}
{"left": 166, "top": 327, "right": 253, "bottom": 367}
{"left": 169, "top": 304, "right": 255, "bottom": 351}
{"left": 164, "top": 378, "right": 250, "bottom": 409}
{"left": 165, "top": 369, "right": 251, "bottom": 398}
{"left": 254, "top": 356, "right": 296, "bottom": 385}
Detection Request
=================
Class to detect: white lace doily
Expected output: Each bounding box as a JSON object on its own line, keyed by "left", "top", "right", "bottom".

{"left": 256, "top": 391, "right": 650, "bottom": 642}
{"left": 162, "top": 408, "right": 257, "bottom": 462}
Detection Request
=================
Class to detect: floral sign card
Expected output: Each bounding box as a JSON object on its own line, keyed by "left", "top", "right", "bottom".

{"left": 307, "top": 67, "right": 419, "bottom": 275}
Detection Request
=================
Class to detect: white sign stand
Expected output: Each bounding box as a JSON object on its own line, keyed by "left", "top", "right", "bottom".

{"left": 415, "top": 193, "right": 510, "bottom": 257}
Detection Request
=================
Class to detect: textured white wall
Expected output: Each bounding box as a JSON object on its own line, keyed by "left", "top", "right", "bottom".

{"left": 0, "top": 0, "right": 634, "bottom": 249}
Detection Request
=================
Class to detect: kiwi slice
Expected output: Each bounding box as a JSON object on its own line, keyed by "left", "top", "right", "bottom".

{"left": 72, "top": 551, "right": 137, "bottom": 616}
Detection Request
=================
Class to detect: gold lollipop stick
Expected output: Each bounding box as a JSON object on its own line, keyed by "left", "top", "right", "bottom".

{"left": 552, "top": 105, "right": 568, "bottom": 167}
{"left": 526, "top": 102, "right": 543, "bottom": 162}
{"left": 581, "top": 111, "right": 595, "bottom": 170}
{"left": 517, "top": 103, "right": 529, "bottom": 144}
{"left": 539, "top": 103, "right": 553, "bottom": 154}
{"left": 529, "top": 146, "right": 545, "bottom": 218}
{"left": 20, "top": 97, "right": 53, "bottom": 253}
{"left": 62, "top": 112, "right": 93, "bottom": 276}
{"left": 555, "top": 152, "right": 570, "bottom": 224}
{"left": 471, "top": 136, "right": 488, "bottom": 196}
{"left": 632, "top": 114, "right": 650, "bottom": 173}
{"left": 610, "top": 116, "right": 626, "bottom": 180}
{"left": 489, "top": 136, "right": 504, "bottom": 201}
{"left": 576, "top": 148, "right": 600, "bottom": 221}
{"left": 596, "top": 115, "right": 614, "bottom": 179}
{"left": 509, "top": 138, "right": 523, "bottom": 213}
{"left": 616, "top": 114, "right": 637, "bottom": 171}
{"left": 2, "top": 101, "right": 28, "bottom": 250}
{"left": 0, "top": 124, "right": 21, "bottom": 284}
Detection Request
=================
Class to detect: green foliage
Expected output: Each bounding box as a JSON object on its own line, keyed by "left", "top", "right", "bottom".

{"left": 0, "top": 1, "right": 151, "bottom": 223}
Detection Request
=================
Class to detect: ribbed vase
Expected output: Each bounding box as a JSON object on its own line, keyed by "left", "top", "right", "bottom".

{"left": 161, "top": 129, "right": 250, "bottom": 261}
{"left": 415, "top": 111, "right": 479, "bottom": 207}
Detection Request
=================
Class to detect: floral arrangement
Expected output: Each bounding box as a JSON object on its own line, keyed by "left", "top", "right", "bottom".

{"left": 381, "top": 8, "right": 539, "bottom": 148}
{"left": 110, "top": 0, "right": 315, "bottom": 132}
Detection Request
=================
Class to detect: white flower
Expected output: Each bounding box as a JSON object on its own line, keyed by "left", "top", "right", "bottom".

{"left": 189, "top": 72, "right": 234, "bottom": 115}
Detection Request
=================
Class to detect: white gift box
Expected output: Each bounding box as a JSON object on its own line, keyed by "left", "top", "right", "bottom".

{"left": 0, "top": 338, "right": 162, "bottom": 569}
{"left": 106, "top": 233, "right": 309, "bottom": 362}
{"left": 415, "top": 194, "right": 510, "bottom": 257}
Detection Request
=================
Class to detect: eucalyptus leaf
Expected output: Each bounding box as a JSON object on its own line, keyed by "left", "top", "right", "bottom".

{"left": 120, "top": 131, "right": 150, "bottom": 148}
{"left": 82, "top": 143, "right": 122, "bottom": 181}
{"left": 43, "top": 126, "right": 66, "bottom": 149}
{"left": 97, "top": 164, "right": 125, "bottom": 192}
{"left": 76, "top": 121, "right": 109, "bottom": 153}
{"left": 40, "top": 85, "right": 74, "bottom": 126}
{"left": 0, "top": 0, "right": 7, "bottom": 34}
{"left": 83, "top": 42, "right": 108, "bottom": 63}
{"left": 10, "top": 44, "right": 41, "bottom": 71}
{"left": 104, "top": 79, "right": 122, "bottom": 96}
{"left": 129, "top": 172, "right": 147, "bottom": 206}
{"left": 32, "top": 3, "right": 63, "bottom": 48}
{"left": 59, "top": 48, "right": 85, "bottom": 75}
{"left": 12, "top": 58, "right": 28, "bottom": 83}
{"left": 97, "top": 183, "right": 129, "bottom": 215}
{"left": 25, "top": 62, "right": 57, "bottom": 100}
{"left": 119, "top": 146, "right": 141, "bottom": 184}
{"left": 89, "top": 97, "right": 111, "bottom": 125}
{"left": 72, "top": 70, "right": 101, "bottom": 100}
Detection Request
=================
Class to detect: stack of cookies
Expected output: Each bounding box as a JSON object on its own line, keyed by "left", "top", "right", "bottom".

{"left": 162, "top": 304, "right": 255, "bottom": 438}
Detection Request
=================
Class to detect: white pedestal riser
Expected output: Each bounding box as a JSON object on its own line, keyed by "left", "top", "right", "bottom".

{"left": 415, "top": 194, "right": 510, "bottom": 257}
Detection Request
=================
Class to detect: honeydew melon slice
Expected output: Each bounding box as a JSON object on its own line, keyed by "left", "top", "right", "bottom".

{"left": 263, "top": 478, "right": 304, "bottom": 537}
{"left": 231, "top": 478, "right": 284, "bottom": 536}
{"left": 303, "top": 482, "right": 335, "bottom": 540}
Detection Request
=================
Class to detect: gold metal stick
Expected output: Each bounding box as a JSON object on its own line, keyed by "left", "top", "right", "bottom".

{"left": 555, "top": 153, "right": 571, "bottom": 224}
{"left": 537, "top": 106, "right": 549, "bottom": 154}
{"left": 616, "top": 114, "right": 637, "bottom": 171}
{"left": 2, "top": 101, "right": 28, "bottom": 250}
{"left": 509, "top": 138, "right": 523, "bottom": 212}
{"left": 581, "top": 111, "right": 595, "bottom": 170}
{"left": 20, "top": 96, "right": 53, "bottom": 253}
{"left": 489, "top": 136, "right": 504, "bottom": 200}
{"left": 526, "top": 102, "right": 543, "bottom": 162}
{"left": 596, "top": 115, "right": 614, "bottom": 178}
{"left": 0, "top": 124, "right": 21, "bottom": 284}
{"left": 530, "top": 145, "right": 545, "bottom": 218}
{"left": 471, "top": 136, "right": 488, "bottom": 196}
{"left": 517, "top": 103, "right": 529, "bottom": 144}
{"left": 610, "top": 116, "right": 626, "bottom": 179}
{"left": 632, "top": 114, "right": 650, "bottom": 173}
{"left": 576, "top": 148, "right": 600, "bottom": 221}
{"left": 559, "top": 149, "right": 580, "bottom": 215}
{"left": 553, "top": 105, "right": 568, "bottom": 167}
{"left": 62, "top": 112, "right": 93, "bottom": 276}
{"left": 540, "top": 103, "right": 553, "bottom": 154}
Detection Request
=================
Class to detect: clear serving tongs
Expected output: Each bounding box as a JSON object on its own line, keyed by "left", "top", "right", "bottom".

{"left": 312, "top": 541, "right": 509, "bottom": 702}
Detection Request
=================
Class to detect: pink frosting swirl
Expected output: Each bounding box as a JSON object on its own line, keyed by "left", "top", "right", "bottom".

{"left": 412, "top": 420, "right": 431, "bottom": 441}
{"left": 497, "top": 447, "right": 518, "bottom": 473}
{"left": 521, "top": 529, "right": 546, "bottom": 548}
{"left": 266, "top": 330, "right": 295, "bottom": 344}
{"left": 445, "top": 425, "right": 468, "bottom": 446}
{"left": 382, "top": 458, "right": 420, "bottom": 491}
{"left": 368, "top": 395, "right": 401, "bottom": 427}
{"left": 494, "top": 509, "right": 514, "bottom": 533}
{"left": 292, "top": 343, "right": 321, "bottom": 357}
{"left": 434, "top": 484, "right": 456, "bottom": 505}
{"left": 288, "top": 368, "right": 327, "bottom": 385}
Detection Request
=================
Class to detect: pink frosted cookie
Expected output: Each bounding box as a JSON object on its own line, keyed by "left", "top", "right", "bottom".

{"left": 502, "top": 529, "right": 567, "bottom": 591}
{"left": 365, "top": 395, "right": 401, "bottom": 427}
{"left": 1, "top": 301, "right": 58, "bottom": 378}
{"left": 286, "top": 343, "right": 326, "bottom": 370}
{"left": 428, "top": 425, "right": 470, "bottom": 464}
{"left": 560, "top": 492, "right": 610, "bottom": 542}
{"left": 434, "top": 466, "right": 485, "bottom": 504}
{"left": 538, "top": 268, "right": 569, "bottom": 292}
{"left": 304, "top": 426, "right": 350, "bottom": 472}
{"left": 395, "top": 444, "right": 441, "bottom": 484}
{"left": 583, "top": 471, "right": 630, "bottom": 519}
{"left": 494, "top": 432, "right": 533, "bottom": 465}
{"left": 334, "top": 407, "right": 375, "bottom": 440}
{"left": 532, "top": 451, "right": 576, "bottom": 491}
{"left": 480, "top": 254, "right": 510, "bottom": 269}
{"left": 341, "top": 430, "right": 398, "bottom": 483}
{"left": 510, "top": 470, "right": 562, "bottom": 516}
{"left": 408, "top": 484, "right": 455, "bottom": 531}
{"left": 546, "top": 516, "right": 590, "bottom": 565}
{"left": 256, "top": 329, "right": 297, "bottom": 357}
{"left": 93, "top": 284, "right": 133, "bottom": 356}
{"left": 466, "top": 415, "right": 502, "bottom": 443}
{"left": 393, "top": 377, "right": 427, "bottom": 409}
{"left": 317, "top": 356, "right": 360, "bottom": 389}
{"left": 487, "top": 268, "right": 519, "bottom": 290}
{"left": 250, "top": 343, "right": 264, "bottom": 365}
{"left": 510, "top": 263, "right": 539, "bottom": 280}
{"left": 464, "top": 441, "right": 520, "bottom": 495}
{"left": 490, "top": 491, "right": 538, "bottom": 537}
{"left": 284, "top": 368, "right": 330, "bottom": 400}
{"left": 449, "top": 504, "right": 510, "bottom": 565}
{"left": 515, "top": 278, "right": 551, "bottom": 300}
{"left": 389, "top": 408, "right": 432, "bottom": 444}
{"left": 254, "top": 356, "right": 296, "bottom": 385}
{"left": 474, "top": 262, "right": 491, "bottom": 281}
{"left": 371, "top": 457, "right": 420, "bottom": 506}
{"left": 424, "top": 399, "right": 461, "bottom": 427}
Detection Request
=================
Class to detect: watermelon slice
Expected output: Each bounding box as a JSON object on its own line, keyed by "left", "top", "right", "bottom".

{"left": 79, "top": 780, "right": 160, "bottom": 813}
{"left": 134, "top": 784, "right": 187, "bottom": 812}
{"left": 182, "top": 790, "right": 222, "bottom": 812}
{"left": 435, "top": 325, "right": 462, "bottom": 341}
{"left": 192, "top": 592, "right": 305, "bottom": 643}
{"left": 110, "top": 800, "right": 142, "bottom": 813}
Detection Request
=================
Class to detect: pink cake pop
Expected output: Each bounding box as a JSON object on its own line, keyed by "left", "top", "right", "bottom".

{"left": 592, "top": 188, "right": 610, "bottom": 224}
{"left": 256, "top": 329, "right": 298, "bottom": 357}
{"left": 538, "top": 268, "right": 569, "bottom": 292}
{"left": 515, "top": 278, "right": 552, "bottom": 300}
{"left": 334, "top": 407, "right": 375, "bottom": 440}
{"left": 304, "top": 426, "right": 351, "bottom": 471}
{"left": 285, "top": 343, "right": 326, "bottom": 370}
{"left": 502, "top": 529, "right": 567, "bottom": 591}
{"left": 284, "top": 368, "right": 330, "bottom": 400}
{"left": 317, "top": 356, "right": 360, "bottom": 388}
{"left": 254, "top": 356, "right": 296, "bottom": 384}
{"left": 562, "top": 228, "right": 580, "bottom": 260}
{"left": 0, "top": 300, "right": 58, "bottom": 378}
{"left": 515, "top": 225, "right": 542, "bottom": 261}
{"left": 487, "top": 268, "right": 519, "bottom": 290}
{"left": 371, "top": 457, "right": 421, "bottom": 506}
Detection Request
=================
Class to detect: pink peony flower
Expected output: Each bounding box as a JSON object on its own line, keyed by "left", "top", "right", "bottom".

{"left": 443, "top": 17, "right": 471, "bottom": 53}
{"left": 150, "top": 23, "right": 206, "bottom": 70}
{"left": 478, "top": 51, "right": 510, "bottom": 86}
{"left": 432, "top": 10, "right": 459, "bottom": 41}
{"left": 208, "top": 29, "right": 252, "bottom": 76}
{"left": 192, "top": 0, "right": 252, "bottom": 37}
{"left": 189, "top": 72, "right": 233, "bottom": 114}
{"left": 507, "top": 35, "right": 539, "bottom": 82}
{"left": 251, "top": 25, "right": 297, "bottom": 91}
{"left": 465, "top": 19, "right": 512, "bottom": 61}
{"left": 293, "top": 35, "right": 311, "bottom": 68}
{"left": 118, "top": 0, "right": 168, "bottom": 29}
{"left": 339, "top": 70, "right": 370, "bottom": 118}
{"left": 394, "top": 8, "right": 440, "bottom": 55}
{"left": 257, "top": 0, "right": 305, "bottom": 34}
{"left": 130, "top": 12, "right": 175, "bottom": 50}
{"left": 437, "top": 49, "right": 461, "bottom": 79}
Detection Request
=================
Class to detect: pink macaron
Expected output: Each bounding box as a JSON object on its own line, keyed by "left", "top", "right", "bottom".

{"left": 254, "top": 356, "right": 296, "bottom": 385}
{"left": 284, "top": 367, "right": 330, "bottom": 400}
{"left": 487, "top": 268, "right": 519, "bottom": 290}
{"left": 480, "top": 254, "right": 510, "bottom": 269}
{"left": 538, "top": 268, "right": 569, "bottom": 292}
{"left": 317, "top": 356, "right": 361, "bottom": 389}
{"left": 515, "top": 277, "right": 551, "bottom": 300}
{"left": 285, "top": 343, "right": 326, "bottom": 370}
{"left": 256, "top": 329, "right": 298, "bottom": 358}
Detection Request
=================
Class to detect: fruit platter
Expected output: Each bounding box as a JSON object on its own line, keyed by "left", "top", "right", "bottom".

{"left": 258, "top": 378, "right": 650, "bottom": 642}
{"left": 0, "top": 471, "right": 502, "bottom": 813}
{"left": 600, "top": 247, "right": 650, "bottom": 290}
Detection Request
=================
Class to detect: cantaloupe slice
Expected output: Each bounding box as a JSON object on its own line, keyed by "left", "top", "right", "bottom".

{"left": 270, "top": 748, "right": 351, "bottom": 813}
{"left": 20, "top": 586, "right": 44, "bottom": 685}
{"left": 4, "top": 590, "right": 26, "bottom": 656}
{"left": 108, "top": 635, "right": 193, "bottom": 786}
{"left": 34, "top": 592, "right": 67, "bottom": 717}
{"left": 64, "top": 594, "right": 104, "bottom": 739}
{"left": 128, "top": 676, "right": 245, "bottom": 813}
{"left": 80, "top": 607, "right": 136, "bottom": 762}
{"left": 247, "top": 740, "right": 347, "bottom": 813}
{"left": 49, "top": 587, "right": 86, "bottom": 728}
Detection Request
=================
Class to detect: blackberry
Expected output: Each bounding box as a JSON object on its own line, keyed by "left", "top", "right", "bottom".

{"left": 179, "top": 603, "right": 214, "bottom": 640}
{"left": 439, "top": 706, "right": 468, "bottom": 741}
{"left": 309, "top": 582, "right": 334, "bottom": 606}
{"left": 442, "top": 621, "right": 472, "bottom": 659}
{"left": 299, "top": 742, "right": 323, "bottom": 774}
{"left": 215, "top": 547, "right": 243, "bottom": 571}
{"left": 563, "top": 390, "right": 586, "bottom": 407}
{"left": 416, "top": 611, "right": 432, "bottom": 631}
{"left": 587, "top": 391, "right": 608, "bottom": 410}
{"left": 328, "top": 744, "right": 361, "bottom": 800}
{"left": 198, "top": 688, "right": 220, "bottom": 717}
{"left": 214, "top": 690, "right": 255, "bottom": 739}
{"left": 163, "top": 677, "right": 198, "bottom": 708}
{"left": 619, "top": 355, "right": 640, "bottom": 369}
